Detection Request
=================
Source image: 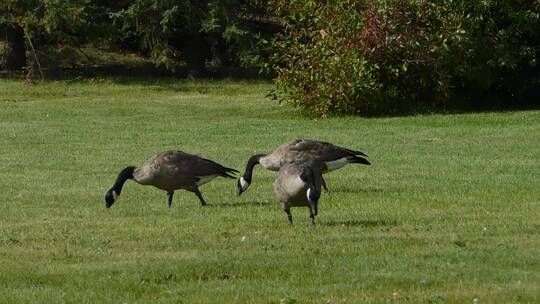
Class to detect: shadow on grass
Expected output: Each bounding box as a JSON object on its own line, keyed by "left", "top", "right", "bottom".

{"left": 322, "top": 219, "right": 398, "bottom": 228}
{"left": 3, "top": 61, "right": 538, "bottom": 116}
{"left": 207, "top": 200, "right": 274, "bottom": 208}
{"left": 1, "top": 63, "right": 269, "bottom": 81}
{"left": 325, "top": 186, "right": 384, "bottom": 194}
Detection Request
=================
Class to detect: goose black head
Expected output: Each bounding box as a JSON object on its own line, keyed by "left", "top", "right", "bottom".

{"left": 237, "top": 154, "right": 265, "bottom": 196}
{"left": 104, "top": 166, "right": 135, "bottom": 209}
{"left": 104, "top": 188, "right": 118, "bottom": 208}
{"left": 237, "top": 176, "right": 251, "bottom": 196}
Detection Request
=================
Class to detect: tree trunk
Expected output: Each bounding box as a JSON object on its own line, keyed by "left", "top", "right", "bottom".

{"left": 2, "top": 25, "right": 26, "bottom": 71}
{"left": 183, "top": 33, "right": 209, "bottom": 77}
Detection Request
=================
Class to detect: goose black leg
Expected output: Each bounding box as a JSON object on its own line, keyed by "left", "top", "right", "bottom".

{"left": 167, "top": 191, "right": 174, "bottom": 208}
{"left": 284, "top": 207, "right": 293, "bottom": 224}
{"left": 188, "top": 186, "right": 207, "bottom": 206}
{"left": 321, "top": 176, "right": 329, "bottom": 192}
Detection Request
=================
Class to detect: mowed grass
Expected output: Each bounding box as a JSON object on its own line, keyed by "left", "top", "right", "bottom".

{"left": 0, "top": 78, "right": 539, "bottom": 303}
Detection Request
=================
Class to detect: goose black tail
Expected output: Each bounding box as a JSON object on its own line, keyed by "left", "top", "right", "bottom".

{"left": 340, "top": 147, "right": 368, "bottom": 158}
{"left": 201, "top": 157, "right": 239, "bottom": 179}
{"left": 222, "top": 167, "right": 239, "bottom": 179}
{"left": 348, "top": 155, "right": 371, "bottom": 165}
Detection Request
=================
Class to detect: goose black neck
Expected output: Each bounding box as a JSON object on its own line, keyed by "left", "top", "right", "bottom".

{"left": 242, "top": 154, "right": 265, "bottom": 182}
{"left": 301, "top": 164, "right": 322, "bottom": 203}
{"left": 111, "top": 166, "right": 136, "bottom": 195}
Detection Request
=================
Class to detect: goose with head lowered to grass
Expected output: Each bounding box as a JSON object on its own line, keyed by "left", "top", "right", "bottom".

{"left": 237, "top": 139, "right": 370, "bottom": 195}
{"left": 274, "top": 160, "right": 323, "bottom": 225}
{"left": 104, "top": 150, "right": 238, "bottom": 208}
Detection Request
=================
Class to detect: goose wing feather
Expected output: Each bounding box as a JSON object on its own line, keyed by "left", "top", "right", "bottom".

{"left": 287, "top": 139, "right": 368, "bottom": 161}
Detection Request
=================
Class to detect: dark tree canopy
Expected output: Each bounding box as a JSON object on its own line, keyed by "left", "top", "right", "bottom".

{"left": 1, "top": 0, "right": 277, "bottom": 75}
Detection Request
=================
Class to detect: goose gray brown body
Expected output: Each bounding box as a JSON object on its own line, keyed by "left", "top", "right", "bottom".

{"left": 104, "top": 150, "right": 238, "bottom": 208}
{"left": 238, "top": 139, "right": 370, "bottom": 195}
{"left": 274, "top": 160, "right": 323, "bottom": 225}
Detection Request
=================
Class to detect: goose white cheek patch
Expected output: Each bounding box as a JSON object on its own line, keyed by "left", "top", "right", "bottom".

{"left": 306, "top": 188, "right": 312, "bottom": 202}
{"left": 240, "top": 177, "right": 250, "bottom": 189}
{"left": 112, "top": 190, "right": 119, "bottom": 201}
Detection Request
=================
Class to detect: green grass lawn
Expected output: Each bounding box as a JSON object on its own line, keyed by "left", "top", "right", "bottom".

{"left": 0, "top": 78, "right": 539, "bottom": 303}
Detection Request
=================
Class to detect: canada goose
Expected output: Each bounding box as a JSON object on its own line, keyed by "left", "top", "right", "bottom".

{"left": 237, "top": 139, "right": 370, "bottom": 195}
{"left": 104, "top": 150, "right": 238, "bottom": 208}
{"left": 274, "top": 160, "right": 323, "bottom": 225}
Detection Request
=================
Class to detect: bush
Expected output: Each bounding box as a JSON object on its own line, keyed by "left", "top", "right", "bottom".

{"left": 269, "top": 0, "right": 540, "bottom": 116}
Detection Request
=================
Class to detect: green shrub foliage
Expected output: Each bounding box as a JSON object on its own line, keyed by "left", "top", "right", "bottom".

{"left": 269, "top": 0, "right": 540, "bottom": 116}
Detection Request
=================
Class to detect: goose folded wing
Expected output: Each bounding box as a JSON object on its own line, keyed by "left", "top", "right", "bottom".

{"left": 290, "top": 140, "right": 361, "bottom": 161}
